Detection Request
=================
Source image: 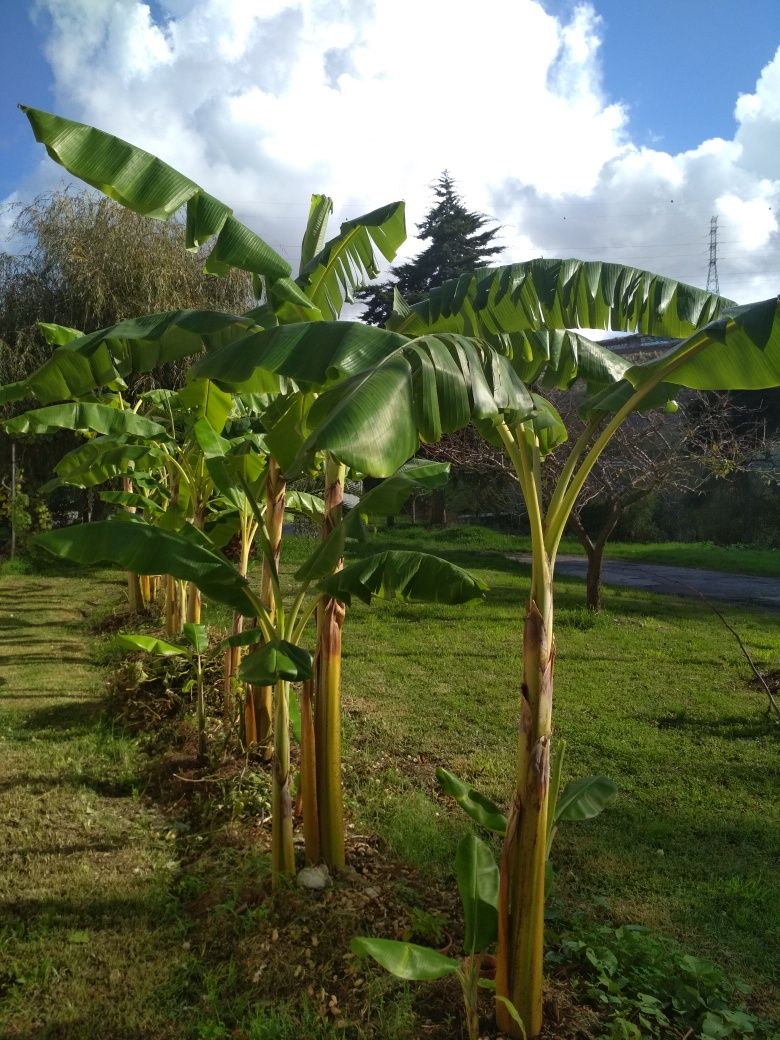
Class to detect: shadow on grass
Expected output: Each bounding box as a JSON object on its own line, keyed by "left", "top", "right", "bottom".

{"left": 0, "top": 771, "right": 138, "bottom": 797}
{"left": 0, "top": 1024, "right": 166, "bottom": 1040}
{"left": 0, "top": 893, "right": 173, "bottom": 931}
{"left": 655, "top": 710, "right": 777, "bottom": 741}
{"left": 16, "top": 698, "right": 105, "bottom": 736}
{"left": 5, "top": 840, "right": 129, "bottom": 857}
{"left": 0, "top": 654, "right": 93, "bottom": 669}
{"left": 0, "top": 692, "right": 92, "bottom": 700}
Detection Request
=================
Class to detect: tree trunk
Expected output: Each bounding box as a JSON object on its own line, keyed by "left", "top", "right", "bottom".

{"left": 246, "top": 459, "right": 285, "bottom": 753}
{"left": 127, "top": 572, "right": 143, "bottom": 613}
{"left": 300, "top": 678, "right": 320, "bottom": 864}
{"left": 185, "top": 583, "right": 201, "bottom": 624}
{"left": 585, "top": 542, "right": 604, "bottom": 611}
{"left": 165, "top": 575, "right": 184, "bottom": 637}
{"left": 570, "top": 507, "right": 620, "bottom": 613}
{"left": 9, "top": 441, "right": 16, "bottom": 560}
{"left": 195, "top": 662, "right": 206, "bottom": 761}
{"left": 271, "top": 679, "right": 295, "bottom": 884}
{"left": 186, "top": 509, "right": 205, "bottom": 624}
{"left": 314, "top": 457, "right": 346, "bottom": 868}
{"left": 496, "top": 580, "right": 554, "bottom": 1040}
{"left": 223, "top": 515, "right": 251, "bottom": 724}
{"left": 429, "top": 486, "right": 447, "bottom": 526}
{"left": 122, "top": 476, "right": 143, "bottom": 614}
{"left": 224, "top": 610, "right": 243, "bottom": 723}
{"left": 139, "top": 573, "right": 151, "bottom": 609}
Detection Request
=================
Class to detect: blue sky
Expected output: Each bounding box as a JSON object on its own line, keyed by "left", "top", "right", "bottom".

{"left": 1, "top": 1, "right": 780, "bottom": 301}
{"left": 0, "top": 5, "right": 51, "bottom": 197}
{"left": 582, "top": 0, "right": 780, "bottom": 151}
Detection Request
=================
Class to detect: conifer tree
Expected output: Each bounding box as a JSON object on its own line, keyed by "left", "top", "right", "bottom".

{"left": 358, "top": 171, "right": 502, "bottom": 325}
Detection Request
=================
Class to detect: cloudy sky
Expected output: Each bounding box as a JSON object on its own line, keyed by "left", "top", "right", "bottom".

{"left": 1, "top": 0, "right": 780, "bottom": 303}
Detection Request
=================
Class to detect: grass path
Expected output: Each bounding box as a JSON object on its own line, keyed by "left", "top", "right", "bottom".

{"left": 0, "top": 570, "right": 191, "bottom": 1040}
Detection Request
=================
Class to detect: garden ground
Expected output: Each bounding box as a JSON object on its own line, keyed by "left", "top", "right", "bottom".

{"left": 0, "top": 532, "right": 778, "bottom": 1039}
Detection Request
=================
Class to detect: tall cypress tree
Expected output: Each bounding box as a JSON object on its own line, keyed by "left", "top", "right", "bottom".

{"left": 358, "top": 171, "right": 502, "bottom": 326}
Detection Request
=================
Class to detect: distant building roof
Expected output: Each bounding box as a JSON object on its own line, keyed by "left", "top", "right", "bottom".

{"left": 601, "top": 334, "right": 678, "bottom": 357}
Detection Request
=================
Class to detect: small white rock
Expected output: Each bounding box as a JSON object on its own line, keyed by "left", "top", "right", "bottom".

{"left": 297, "top": 865, "right": 331, "bottom": 890}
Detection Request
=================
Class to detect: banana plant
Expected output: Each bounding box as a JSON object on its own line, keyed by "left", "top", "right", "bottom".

{"left": 5, "top": 388, "right": 172, "bottom": 611}
{"left": 11, "top": 375, "right": 238, "bottom": 631}
{"left": 230, "top": 284, "right": 780, "bottom": 1037}
{"left": 190, "top": 322, "right": 531, "bottom": 868}
{"left": 10, "top": 98, "right": 537, "bottom": 872}
{"left": 353, "top": 751, "right": 615, "bottom": 1040}
{"left": 15, "top": 104, "right": 408, "bottom": 768}
{"left": 35, "top": 482, "right": 488, "bottom": 881}
{"left": 352, "top": 833, "right": 503, "bottom": 1040}
{"left": 18, "top": 106, "right": 406, "bottom": 332}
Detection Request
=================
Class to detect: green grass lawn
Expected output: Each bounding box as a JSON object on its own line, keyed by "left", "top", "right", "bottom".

{"left": 0, "top": 570, "right": 196, "bottom": 1040}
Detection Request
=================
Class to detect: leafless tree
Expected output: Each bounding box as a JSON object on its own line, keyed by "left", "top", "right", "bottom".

{"left": 544, "top": 390, "right": 764, "bottom": 609}
{"left": 422, "top": 393, "right": 763, "bottom": 608}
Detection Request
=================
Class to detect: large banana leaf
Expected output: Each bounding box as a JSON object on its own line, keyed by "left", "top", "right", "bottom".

{"left": 193, "top": 320, "right": 408, "bottom": 389}
{"left": 509, "top": 329, "right": 630, "bottom": 390}
{"left": 117, "top": 634, "right": 186, "bottom": 657}
{"left": 194, "top": 323, "right": 533, "bottom": 475}
{"left": 555, "top": 776, "right": 618, "bottom": 822}
{"left": 5, "top": 402, "right": 167, "bottom": 440}
{"left": 390, "top": 259, "right": 729, "bottom": 344}
{"left": 318, "top": 550, "right": 487, "bottom": 605}
{"left": 353, "top": 461, "right": 451, "bottom": 519}
{"left": 436, "top": 766, "right": 507, "bottom": 834}
{"left": 0, "top": 309, "right": 268, "bottom": 406}
{"left": 263, "top": 393, "right": 315, "bottom": 471}
{"left": 296, "top": 334, "right": 532, "bottom": 475}
{"left": 191, "top": 417, "right": 265, "bottom": 509}
{"left": 176, "top": 379, "right": 234, "bottom": 433}
{"left": 295, "top": 201, "right": 406, "bottom": 320}
{"left": 285, "top": 490, "right": 326, "bottom": 523}
{"left": 22, "top": 106, "right": 290, "bottom": 282}
{"left": 524, "top": 395, "right": 568, "bottom": 457}
{"left": 36, "top": 521, "right": 256, "bottom": 616}
{"left": 579, "top": 297, "right": 780, "bottom": 417}
{"left": 627, "top": 296, "right": 780, "bottom": 391}
{"left": 55, "top": 436, "right": 168, "bottom": 487}
{"left": 39, "top": 322, "right": 84, "bottom": 346}
{"left": 238, "top": 640, "right": 313, "bottom": 685}
{"left": 100, "top": 489, "right": 165, "bottom": 514}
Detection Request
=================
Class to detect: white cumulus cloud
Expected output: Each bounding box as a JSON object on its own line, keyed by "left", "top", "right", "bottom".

{"left": 12, "top": 0, "right": 780, "bottom": 303}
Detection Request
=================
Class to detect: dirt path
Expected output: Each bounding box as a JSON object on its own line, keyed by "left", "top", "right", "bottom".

{"left": 0, "top": 571, "right": 189, "bottom": 1040}
{"left": 509, "top": 553, "right": 780, "bottom": 612}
